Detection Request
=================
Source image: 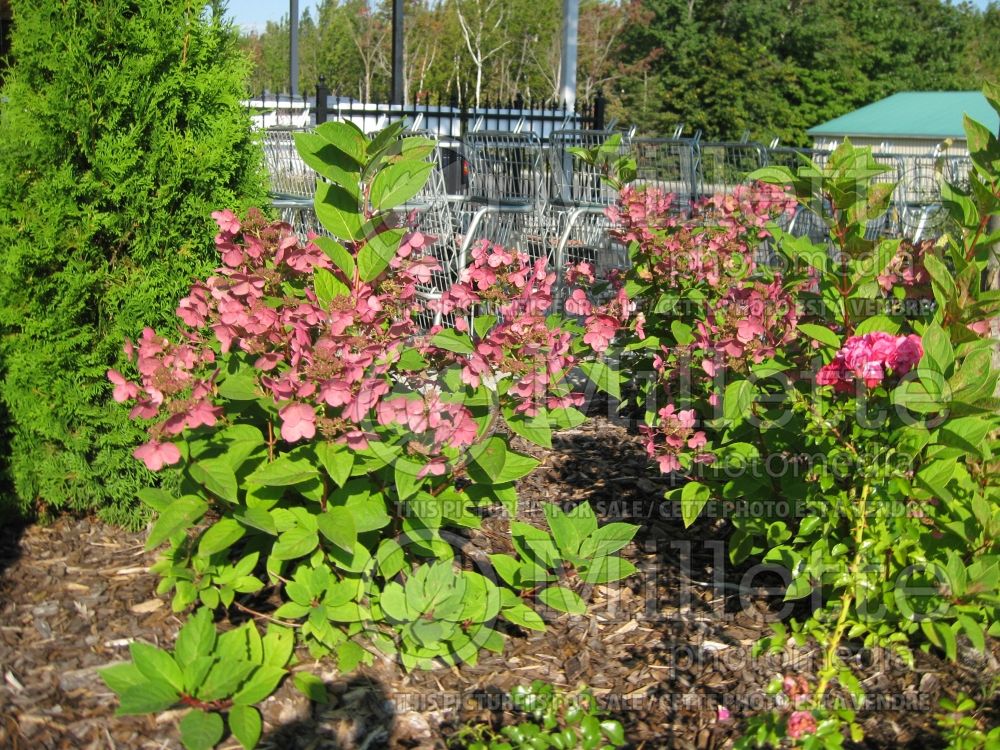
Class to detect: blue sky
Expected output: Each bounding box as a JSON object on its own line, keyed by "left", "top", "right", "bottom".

{"left": 227, "top": 0, "right": 993, "bottom": 33}
{"left": 227, "top": 1, "right": 321, "bottom": 33}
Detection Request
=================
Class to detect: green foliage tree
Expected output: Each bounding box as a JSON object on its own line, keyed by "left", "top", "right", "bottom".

{"left": 240, "top": 0, "right": 1000, "bottom": 141}
{"left": 0, "top": 0, "right": 268, "bottom": 525}
{"left": 619, "top": 0, "right": 997, "bottom": 143}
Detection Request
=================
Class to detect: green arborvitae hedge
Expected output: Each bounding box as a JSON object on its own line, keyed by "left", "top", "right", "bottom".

{"left": 0, "top": 0, "right": 268, "bottom": 526}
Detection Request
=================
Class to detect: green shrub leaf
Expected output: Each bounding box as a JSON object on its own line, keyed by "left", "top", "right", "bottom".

{"left": 146, "top": 496, "right": 208, "bottom": 550}
{"left": 130, "top": 642, "right": 184, "bottom": 693}
{"left": 246, "top": 456, "right": 320, "bottom": 487}
{"left": 115, "top": 681, "right": 180, "bottom": 715}
{"left": 293, "top": 672, "right": 330, "bottom": 703}
{"left": 370, "top": 160, "right": 434, "bottom": 210}
{"left": 797, "top": 323, "right": 841, "bottom": 349}
{"left": 314, "top": 182, "right": 363, "bottom": 241}
{"left": 173, "top": 608, "right": 216, "bottom": 666}
{"left": 198, "top": 518, "right": 246, "bottom": 557}
{"left": 316, "top": 506, "right": 357, "bottom": 553}
{"left": 358, "top": 227, "right": 405, "bottom": 282}
{"left": 538, "top": 586, "right": 587, "bottom": 615}
{"left": 228, "top": 705, "right": 262, "bottom": 750}
{"left": 179, "top": 710, "right": 225, "bottom": 750}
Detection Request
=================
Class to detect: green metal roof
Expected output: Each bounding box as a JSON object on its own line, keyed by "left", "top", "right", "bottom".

{"left": 807, "top": 92, "right": 999, "bottom": 140}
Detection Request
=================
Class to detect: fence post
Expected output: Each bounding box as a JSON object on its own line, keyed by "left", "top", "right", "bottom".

{"left": 459, "top": 97, "right": 469, "bottom": 138}
{"left": 593, "top": 89, "right": 606, "bottom": 130}
{"left": 316, "top": 76, "right": 329, "bottom": 125}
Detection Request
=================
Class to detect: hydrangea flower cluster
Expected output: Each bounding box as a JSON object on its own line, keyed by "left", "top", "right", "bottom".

{"left": 605, "top": 184, "right": 679, "bottom": 247}
{"left": 696, "top": 279, "right": 800, "bottom": 376}
{"left": 562, "top": 261, "right": 632, "bottom": 354}
{"left": 639, "top": 404, "right": 713, "bottom": 475}
{"left": 428, "top": 244, "right": 626, "bottom": 417}
{"left": 816, "top": 332, "right": 924, "bottom": 392}
{"left": 110, "top": 210, "right": 475, "bottom": 471}
{"left": 610, "top": 183, "right": 802, "bottom": 476}
{"left": 111, "top": 215, "right": 623, "bottom": 473}
{"left": 786, "top": 710, "right": 818, "bottom": 740}
{"left": 697, "top": 183, "right": 797, "bottom": 235}
{"left": 608, "top": 183, "right": 795, "bottom": 292}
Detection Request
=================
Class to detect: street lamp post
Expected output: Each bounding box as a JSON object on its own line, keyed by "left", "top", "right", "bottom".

{"left": 289, "top": 0, "right": 299, "bottom": 97}
{"left": 391, "top": 0, "right": 404, "bottom": 105}
{"left": 559, "top": 0, "right": 578, "bottom": 111}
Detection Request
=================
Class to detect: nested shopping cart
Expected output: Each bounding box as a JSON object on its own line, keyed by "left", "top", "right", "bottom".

{"left": 764, "top": 146, "right": 831, "bottom": 244}
{"left": 545, "top": 128, "right": 634, "bottom": 289}
{"left": 631, "top": 136, "right": 701, "bottom": 216}
{"left": 456, "top": 129, "right": 548, "bottom": 266}
{"left": 895, "top": 153, "right": 973, "bottom": 243}
{"left": 695, "top": 140, "right": 768, "bottom": 200}
{"left": 262, "top": 128, "right": 325, "bottom": 238}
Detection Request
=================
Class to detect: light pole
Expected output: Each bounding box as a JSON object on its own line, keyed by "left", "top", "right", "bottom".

{"left": 391, "top": 0, "right": 404, "bottom": 104}
{"left": 289, "top": 0, "right": 299, "bottom": 97}
{"left": 559, "top": 0, "right": 578, "bottom": 110}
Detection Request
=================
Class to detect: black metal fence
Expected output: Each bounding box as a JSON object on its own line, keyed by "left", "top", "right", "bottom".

{"left": 246, "top": 78, "right": 607, "bottom": 143}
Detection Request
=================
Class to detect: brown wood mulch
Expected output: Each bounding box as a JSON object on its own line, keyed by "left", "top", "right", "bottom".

{"left": 1, "top": 417, "right": 997, "bottom": 749}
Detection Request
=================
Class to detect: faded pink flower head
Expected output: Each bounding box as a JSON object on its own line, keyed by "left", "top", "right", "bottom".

{"left": 279, "top": 403, "right": 317, "bottom": 442}
{"left": 787, "top": 710, "right": 817, "bottom": 739}
{"left": 107, "top": 370, "right": 140, "bottom": 403}
{"left": 133, "top": 440, "right": 181, "bottom": 472}
{"left": 564, "top": 288, "right": 593, "bottom": 316}
{"left": 782, "top": 674, "right": 810, "bottom": 704}
{"left": 211, "top": 209, "right": 241, "bottom": 236}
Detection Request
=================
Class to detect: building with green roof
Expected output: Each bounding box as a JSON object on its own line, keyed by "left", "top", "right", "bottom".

{"left": 807, "top": 91, "right": 998, "bottom": 157}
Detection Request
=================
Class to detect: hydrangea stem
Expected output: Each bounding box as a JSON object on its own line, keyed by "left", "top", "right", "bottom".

{"left": 814, "top": 481, "right": 870, "bottom": 704}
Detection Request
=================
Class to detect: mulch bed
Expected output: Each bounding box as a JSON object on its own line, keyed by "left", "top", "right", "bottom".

{"left": 1, "top": 417, "right": 997, "bottom": 749}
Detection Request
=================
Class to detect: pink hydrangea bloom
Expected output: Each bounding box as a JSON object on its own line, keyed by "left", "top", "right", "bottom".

{"left": 133, "top": 440, "right": 181, "bottom": 471}
{"left": 642, "top": 404, "right": 712, "bottom": 475}
{"left": 279, "top": 403, "right": 316, "bottom": 442}
{"left": 889, "top": 334, "right": 924, "bottom": 375}
{"left": 107, "top": 370, "right": 140, "bottom": 403}
{"left": 817, "top": 332, "right": 924, "bottom": 391}
{"left": 787, "top": 710, "right": 817, "bottom": 739}
{"left": 564, "top": 288, "right": 593, "bottom": 316}
{"left": 211, "top": 209, "right": 241, "bottom": 236}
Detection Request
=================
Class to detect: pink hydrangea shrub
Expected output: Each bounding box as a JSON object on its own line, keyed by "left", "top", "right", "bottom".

{"left": 113, "top": 217, "right": 624, "bottom": 471}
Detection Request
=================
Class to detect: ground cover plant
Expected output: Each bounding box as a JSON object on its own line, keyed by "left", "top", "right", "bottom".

{"left": 594, "top": 84, "right": 1000, "bottom": 747}
{"left": 0, "top": 0, "right": 267, "bottom": 526}
{"left": 100, "top": 120, "right": 635, "bottom": 748}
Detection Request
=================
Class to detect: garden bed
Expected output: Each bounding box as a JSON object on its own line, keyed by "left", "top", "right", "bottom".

{"left": 1, "top": 417, "right": 996, "bottom": 749}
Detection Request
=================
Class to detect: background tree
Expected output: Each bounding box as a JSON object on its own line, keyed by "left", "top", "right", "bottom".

{"left": 0, "top": 0, "right": 267, "bottom": 525}
{"left": 453, "top": 0, "right": 510, "bottom": 106}
{"left": 241, "top": 0, "right": 1000, "bottom": 141}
